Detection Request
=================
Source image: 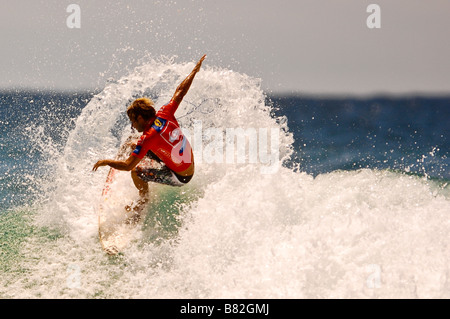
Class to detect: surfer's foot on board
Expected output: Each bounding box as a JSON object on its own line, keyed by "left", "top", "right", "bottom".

{"left": 124, "top": 197, "right": 148, "bottom": 224}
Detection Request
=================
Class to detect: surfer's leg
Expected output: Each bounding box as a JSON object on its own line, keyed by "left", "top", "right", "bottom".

{"left": 131, "top": 169, "right": 149, "bottom": 197}
{"left": 125, "top": 169, "right": 150, "bottom": 223}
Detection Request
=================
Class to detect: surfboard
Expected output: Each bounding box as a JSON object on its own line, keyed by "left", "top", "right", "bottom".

{"left": 97, "top": 135, "right": 155, "bottom": 255}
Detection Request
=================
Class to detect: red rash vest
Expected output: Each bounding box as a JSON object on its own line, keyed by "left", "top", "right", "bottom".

{"left": 131, "top": 100, "right": 193, "bottom": 173}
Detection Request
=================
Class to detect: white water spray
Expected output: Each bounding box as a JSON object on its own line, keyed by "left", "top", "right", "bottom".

{"left": 2, "top": 58, "right": 449, "bottom": 299}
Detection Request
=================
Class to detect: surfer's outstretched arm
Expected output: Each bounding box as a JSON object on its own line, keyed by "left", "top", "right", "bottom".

{"left": 171, "top": 54, "right": 206, "bottom": 105}
{"left": 92, "top": 154, "right": 141, "bottom": 172}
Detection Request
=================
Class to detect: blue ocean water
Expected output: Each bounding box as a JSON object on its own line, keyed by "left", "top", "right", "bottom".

{"left": 1, "top": 91, "right": 448, "bottom": 210}
{"left": 0, "top": 62, "right": 449, "bottom": 298}
{"left": 0, "top": 91, "right": 94, "bottom": 208}
{"left": 270, "top": 95, "right": 449, "bottom": 179}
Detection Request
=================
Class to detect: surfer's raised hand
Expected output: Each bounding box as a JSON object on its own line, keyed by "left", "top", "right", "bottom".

{"left": 193, "top": 54, "right": 206, "bottom": 73}
{"left": 172, "top": 54, "right": 206, "bottom": 105}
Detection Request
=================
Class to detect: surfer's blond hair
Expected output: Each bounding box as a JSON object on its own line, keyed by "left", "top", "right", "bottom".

{"left": 127, "top": 98, "right": 156, "bottom": 121}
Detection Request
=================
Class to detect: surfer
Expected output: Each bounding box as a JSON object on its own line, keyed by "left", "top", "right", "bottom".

{"left": 93, "top": 54, "right": 206, "bottom": 214}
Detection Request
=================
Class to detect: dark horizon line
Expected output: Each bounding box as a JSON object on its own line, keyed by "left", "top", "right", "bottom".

{"left": 1, "top": 86, "right": 450, "bottom": 100}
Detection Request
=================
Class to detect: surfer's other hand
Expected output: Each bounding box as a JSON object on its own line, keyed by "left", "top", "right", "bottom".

{"left": 93, "top": 160, "right": 106, "bottom": 171}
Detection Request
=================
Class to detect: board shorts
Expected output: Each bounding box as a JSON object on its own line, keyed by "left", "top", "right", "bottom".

{"left": 135, "top": 151, "right": 193, "bottom": 187}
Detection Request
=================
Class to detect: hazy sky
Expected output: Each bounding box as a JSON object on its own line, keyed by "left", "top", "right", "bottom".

{"left": 2, "top": 0, "right": 450, "bottom": 95}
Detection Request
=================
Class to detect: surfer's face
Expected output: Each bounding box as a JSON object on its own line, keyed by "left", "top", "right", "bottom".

{"left": 130, "top": 114, "right": 145, "bottom": 132}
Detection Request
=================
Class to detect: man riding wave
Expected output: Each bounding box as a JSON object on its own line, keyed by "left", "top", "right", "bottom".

{"left": 93, "top": 55, "right": 206, "bottom": 214}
